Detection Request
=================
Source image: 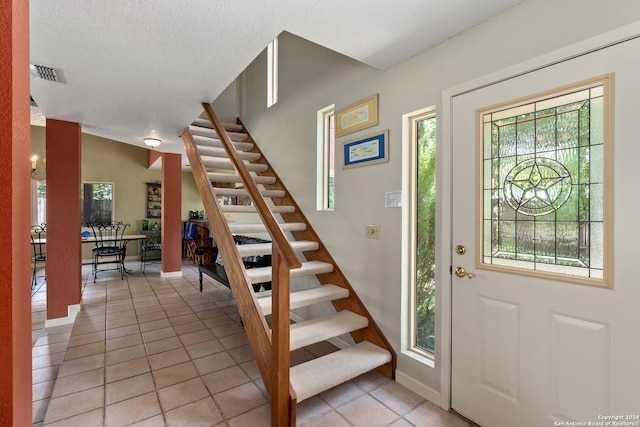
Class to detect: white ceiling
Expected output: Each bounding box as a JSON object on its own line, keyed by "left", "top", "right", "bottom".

{"left": 30, "top": 0, "right": 522, "bottom": 157}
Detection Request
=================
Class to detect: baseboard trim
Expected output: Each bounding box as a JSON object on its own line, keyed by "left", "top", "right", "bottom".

{"left": 395, "top": 370, "right": 446, "bottom": 410}
{"left": 161, "top": 270, "right": 183, "bottom": 278}
{"left": 44, "top": 304, "right": 81, "bottom": 328}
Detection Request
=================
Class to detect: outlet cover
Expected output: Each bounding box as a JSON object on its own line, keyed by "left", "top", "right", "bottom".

{"left": 365, "top": 224, "right": 380, "bottom": 239}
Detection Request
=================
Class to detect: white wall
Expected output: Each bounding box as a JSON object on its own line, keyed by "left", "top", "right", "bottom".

{"left": 232, "top": 0, "right": 640, "bottom": 404}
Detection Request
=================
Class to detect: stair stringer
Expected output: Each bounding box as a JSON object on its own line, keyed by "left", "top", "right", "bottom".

{"left": 237, "top": 119, "right": 397, "bottom": 380}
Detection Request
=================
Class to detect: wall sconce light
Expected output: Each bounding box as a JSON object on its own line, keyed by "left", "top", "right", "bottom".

{"left": 31, "top": 155, "right": 38, "bottom": 177}
{"left": 143, "top": 138, "right": 162, "bottom": 148}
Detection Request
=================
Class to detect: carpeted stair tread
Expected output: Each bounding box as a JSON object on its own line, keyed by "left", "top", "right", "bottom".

{"left": 257, "top": 284, "right": 349, "bottom": 316}
{"left": 197, "top": 146, "right": 261, "bottom": 162}
{"left": 214, "top": 187, "right": 285, "bottom": 199}
{"left": 289, "top": 310, "right": 368, "bottom": 350}
{"left": 202, "top": 158, "right": 268, "bottom": 173}
{"left": 189, "top": 125, "right": 248, "bottom": 142}
{"left": 207, "top": 172, "right": 276, "bottom": 185}
{"left": 291, "top": 341, "right": 392, "bottom": 402}
{"left": 246, "top": 260, "right": 333, "bottom": 284}
{"left": 193, "top": 135, "right": 254, "bottom": 151}
{"left": 228, "top": 222, "right": 306, "bottom": 234}
{"left": 192, "top": 117, "right": 244, "bottom": 133}
{"left": 237, "top": 240, "right": 318, "bottom": 257}
{"left": 220, "top": 204, "right": 295, "bottom": 214}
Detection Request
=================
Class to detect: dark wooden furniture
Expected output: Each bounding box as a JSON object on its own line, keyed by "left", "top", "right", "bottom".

{"left": 194, "top": 235, "right": 272, "bottom": 292}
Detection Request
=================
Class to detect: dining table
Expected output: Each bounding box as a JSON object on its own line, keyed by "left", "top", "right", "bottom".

{"left": 31, "top": 234, "right": 148, "bottom": 272}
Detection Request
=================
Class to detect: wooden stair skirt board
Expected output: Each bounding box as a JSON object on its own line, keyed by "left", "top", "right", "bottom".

{"left": 182, "top": 108, "right": 396, "bottom": 423}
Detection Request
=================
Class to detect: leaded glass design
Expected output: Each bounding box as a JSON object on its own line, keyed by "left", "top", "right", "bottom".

{"left": 481, "top": 84, "right": 605, "bottom": 279}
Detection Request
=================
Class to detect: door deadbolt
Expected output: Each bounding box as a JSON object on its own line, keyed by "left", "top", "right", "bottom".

{"left": 455, "top": 245, "right": 466, "bottom": 255}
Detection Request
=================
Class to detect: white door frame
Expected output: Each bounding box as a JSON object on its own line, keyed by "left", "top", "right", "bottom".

{"left": 438, "top": 20, "right": 640, "bottom": 411}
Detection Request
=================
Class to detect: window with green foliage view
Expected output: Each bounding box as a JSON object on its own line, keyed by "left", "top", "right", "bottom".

{"left": 416, "top": 115, "right": 436, "bottom": 354}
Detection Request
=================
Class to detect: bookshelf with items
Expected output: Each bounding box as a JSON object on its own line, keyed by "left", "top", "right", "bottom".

{"left": 146, "top": 183, "right": 161, "bottom": 219}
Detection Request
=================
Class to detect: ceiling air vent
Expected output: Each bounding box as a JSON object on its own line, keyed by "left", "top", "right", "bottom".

{"left": 30, "top": 64, "right": 60, "bottom": 82}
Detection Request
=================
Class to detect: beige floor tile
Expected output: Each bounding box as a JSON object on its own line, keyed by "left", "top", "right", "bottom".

{"left": 33, "top": 366, "right": 59, "bottom": 385}
{"left": 202, "top": 365, "right": 250, "bottom": 395}
{"left": 218, "top": 332, "right": 249, "bottom": 350}
{"left": 106, "top": 372, "right": 156, "bottom": 405}
{"left": 173, "top": 320, "right": 207, "bottom": 335}
{"left": 185, "top": 339, "right": 224, "bottom": 359}
{"left": 106, "top": 332, "right": 143, "bottom": 352}
{"left": 337, "top": 394, "right": 400, "bottom": 427}
{"left": 106, "top": 343, "right": 147, "bottom": 365}
{"left": 299, "top": 409, "right": 352, "bottom": 427}
{"left": 320, "top": 381, "right": 366, "bottom": 409}
{"left": 43, "top": 386, "right": 104, "bottom": 424}
{"left": 158, "top": 377, "right": 210, "bottom": 412}
{"left": 238, "top": 359, "right": 261, "bottom": 380}
{"left": 106, "top": 314, "right": 139, "bottom": 329}
{"left": 153, "top": 360, "right": 199, "bottom": 389}
{"left": 139, "top": 318, "right": 172, "bottom": 333}
{"left": 164, "top": 397, "right": 224, "bottom": 427}
{"left": 296, "top": 395, "right": 333, "bottom": 425}
{"left": 226, "top": 403, "right": 271, "bottom": 427}
{"left": 67, "top": 330, "right": 105, "bottom": 348}
{"left": 128, "top": 414, "right": 166, "bottom": 427}
{"left": 56, "top": 353, "right": 104, "bottom": 378}
{"left": 178, "top": 328, "right": 215, "bottom": 346}
{"left": 44, "top": 408, "right": 104, "bottom": 427}
{"left": 137, "top": 310, "right": 167, "bottom": 324}
{"left": 106, "top": 356, "right": 150, "bottom": 383}
{"left": 210, "top": 323, "right": 244, "bottom": 338}
{"left": 105, "top": 391, "right": 162, "bottom": 427}
{"left": 106, "top": 323, "right": 140, "bottom": 338}
{"left": 214, "top": 382, "right": 268, "bottom": 419}
{"left": 149, "top": 347, "right": 190, "bottom": 371}
{"left": 404, "top": 401, "right": 471, "bottom": 427}
{"left": 193, "top": 351, "right": 237, "bottom": 376}
{"left": 142, "top": 326, "right": 177, "bottom": 343}
{"left": 227, "top": 344, "right": 254, "bottom": 364}
{"left": 63, "top": 340, "right": 105, "bottom": 361}
{"left": 32, "top": 397, "right": 49, "bottom": 424}
{"left": 50, "top": 367, "right": 104, "bottom": 398}
{"left": 32, "top": 352, "right": 65, "bottom": 370}
{"left": 352, "top": 370, "right": 392, "bottom": 392}
{"left": 145, "top": 336, "right": 184, "bottom": 355}
{"left": 32, "top": 379, "right": 55, "bottom": 402}
{"left": 370, "top": 381, "right": 426, "bottom": 416}
{"left": 169, "top": 313, "right": 201, "bottom": 326}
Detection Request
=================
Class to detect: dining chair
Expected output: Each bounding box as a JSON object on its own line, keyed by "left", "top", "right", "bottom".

{"left": 30, "top": 224, "right": 46, "bottom": 288}
{"left": 89, "top": 221, "right": 129, "bottom": 282}
{"left": 140, "top": 231, "right": 162, "bottom": 273}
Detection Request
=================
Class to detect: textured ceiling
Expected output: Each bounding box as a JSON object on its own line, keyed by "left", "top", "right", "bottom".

{"left": 29, "top": 0, "right": 522, "bottom": 156}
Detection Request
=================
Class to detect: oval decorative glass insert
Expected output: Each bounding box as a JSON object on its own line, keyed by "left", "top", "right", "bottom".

{"left": 503, "top": 158, "right": 572, "bottom": 216}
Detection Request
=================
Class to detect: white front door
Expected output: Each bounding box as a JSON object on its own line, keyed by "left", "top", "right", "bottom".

{"left": 451, "top": 36, "right": 640, "bottom": 427}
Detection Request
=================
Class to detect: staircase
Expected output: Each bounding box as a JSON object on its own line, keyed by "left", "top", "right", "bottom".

{"left": 181, "top": 104, "right": 396, "bottom": 426}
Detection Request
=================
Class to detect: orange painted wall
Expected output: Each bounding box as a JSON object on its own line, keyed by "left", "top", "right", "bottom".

{"left": 162, "top": 153, "right": 183, "bottom": 273}
{"left": 46, "top": 119, "right": 82, "bottom": 319}
{"left": 0, "top": 0, "right": 33, "bottom": 424}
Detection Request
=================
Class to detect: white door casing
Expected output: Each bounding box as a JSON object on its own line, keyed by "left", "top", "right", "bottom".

{"left": 448, "top": 34, "right": 640, "bottom": 427}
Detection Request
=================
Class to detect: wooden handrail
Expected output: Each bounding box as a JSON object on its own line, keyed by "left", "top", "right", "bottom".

{"left": 202, "top": 103, "right": 301, "bottom": 270}
{"left": 180, "top": 129, "right": 276, "bottom": 401}
{"left": 191, "top": 105, "right": 301, "bottom": 425}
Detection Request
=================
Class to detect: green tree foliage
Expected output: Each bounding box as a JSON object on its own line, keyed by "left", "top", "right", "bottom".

{"left": 416, "top": 117, "right": 436, "bottom": 352}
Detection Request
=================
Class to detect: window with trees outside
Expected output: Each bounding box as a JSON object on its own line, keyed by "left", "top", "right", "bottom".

{"left": 81, "top": 182, "right": 114, "bottom": 225}
{"left": 415, "top": 113, "right": 437, "bottom": 354}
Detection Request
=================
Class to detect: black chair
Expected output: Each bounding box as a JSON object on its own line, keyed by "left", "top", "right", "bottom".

{"left": 89, "top": 221, "right": 129, "bottom": 282}
{"left": 140, "top": 231, "right": 162, "bottom": 273}
{"left": 30, "top": 224, "right": 46, "bottom": 288}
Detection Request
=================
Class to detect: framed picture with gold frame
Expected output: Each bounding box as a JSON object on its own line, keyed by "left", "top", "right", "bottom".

{"left": 335, "top": 94, "right": 378, "bottom": 137}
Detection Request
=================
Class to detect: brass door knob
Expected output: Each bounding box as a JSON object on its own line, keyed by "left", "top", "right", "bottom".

{"left": 454, "top": 266, "right": 474, "bottom": 279}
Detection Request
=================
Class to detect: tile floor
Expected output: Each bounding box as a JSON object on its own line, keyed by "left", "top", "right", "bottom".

{"left": 31, "top": 260, "right": 471, "bottom": 426}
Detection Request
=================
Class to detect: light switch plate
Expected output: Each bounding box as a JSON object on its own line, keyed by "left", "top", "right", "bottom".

{"left": 365, "top": 224, "right": 380, "bottom": 239}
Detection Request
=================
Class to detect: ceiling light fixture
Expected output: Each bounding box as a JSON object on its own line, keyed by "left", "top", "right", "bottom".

{"left": 143, "top": 138, "right": 162, "bottom": 148}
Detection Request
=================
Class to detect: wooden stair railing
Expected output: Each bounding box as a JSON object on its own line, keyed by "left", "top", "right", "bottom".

{"left": 182, "top": 103, "right": 300, "bottom": 426}
{"left": 182, "top": 106, "right": 397, "bottom": 426}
